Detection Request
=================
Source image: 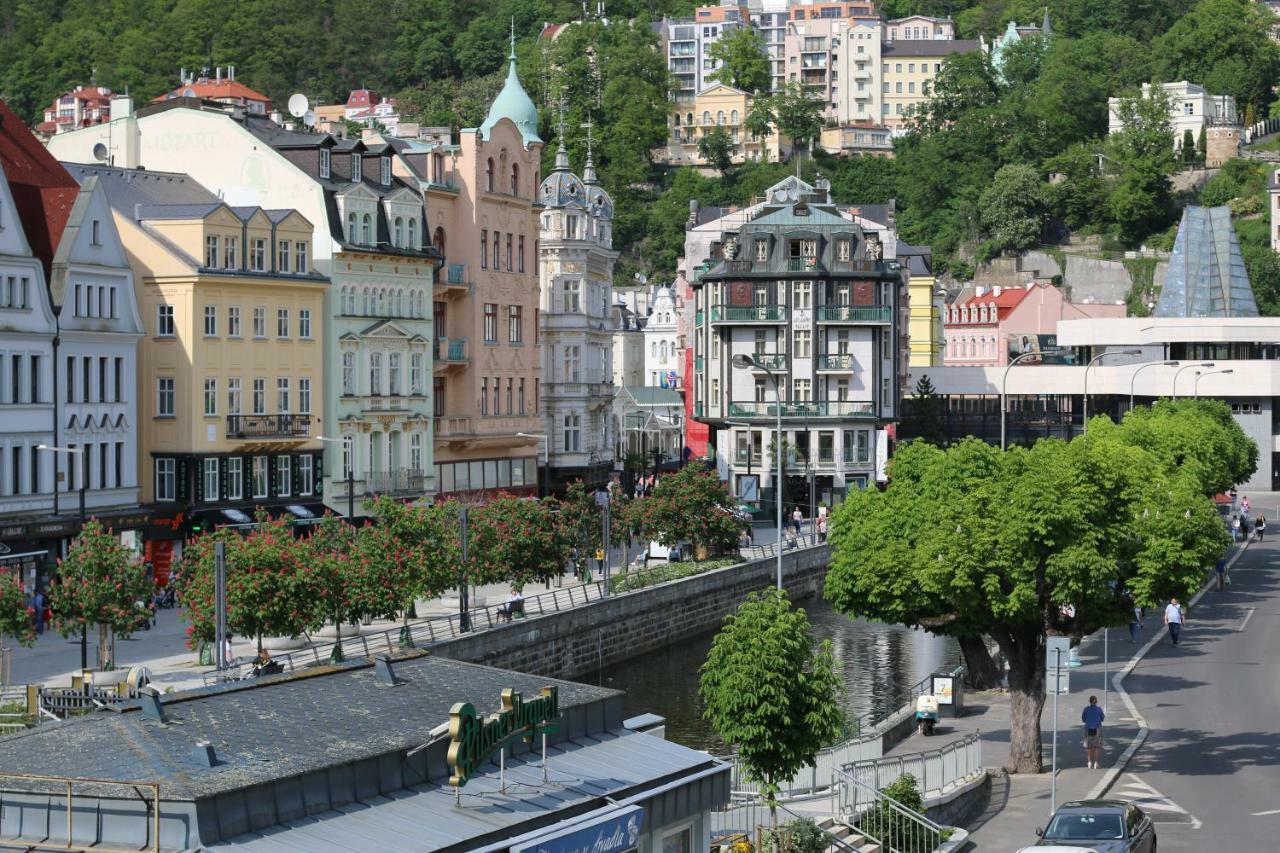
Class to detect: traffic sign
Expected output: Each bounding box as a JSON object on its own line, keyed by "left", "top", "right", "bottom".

{"left": 1046, "top": 636, "right": 1070, "bottom": 671}
{"left": 1050, "top": 667, "right": 1070, "bottom": 695}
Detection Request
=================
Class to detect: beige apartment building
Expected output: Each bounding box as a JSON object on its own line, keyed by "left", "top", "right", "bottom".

{"left": 882, "top": 38, "right": 982, "bottom": 127}
{"left": 663, "top": 83, "right": 787, "bottom": 166}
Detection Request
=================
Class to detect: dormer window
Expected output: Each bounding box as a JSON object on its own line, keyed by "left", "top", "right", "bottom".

{"left": 407, "top": 218, "right": 417, "bottom": 249}
{"left": 319, "top": 149, "right": 331, "bottom": 179}
{"left": 836, "top": 239, "right": 851, "bottom": 261}
{"left": 361, "top": 213, "right": 372, "bottom": 245}
{"left": 393, "top": 216, "right": 404, "bottom": 247}
{"left": 351, "top": 154, "right": 362, "bottom": 183}
{"left": 755, "top": 240, "right": 768, "bottom": 261}
{"left": 347, "top": 212, "right": 357, "bottom": 244}
{"left": 381, "top": 157, "right": 391, "bottom": 186}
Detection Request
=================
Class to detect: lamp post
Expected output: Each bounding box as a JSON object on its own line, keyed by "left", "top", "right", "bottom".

{"left": 1172, "top": 362, "right": 1214, "bottom": 399}
{"left": 1130, "top": 360, "right": 1179, "bottom": 410}
{"left": 517, "top": 433, "right": 549, "bottom": 498}
{"left": 1082, "top": 349, "right": 1142, "bottom": 435}
{"left": 732, "top": 354, "right": 782, "bottom": 590}
{"left": 315, "top": 436, "right": 355, "bottom": 535}
{"left": 1000, "top": 350, "right": 1064, "bottom": 450}
{"left": 1195, "top": 368, "right": 1234, "bottom": 398}
{"left": 37, "top": 444, "right": 87, "bottom": 670}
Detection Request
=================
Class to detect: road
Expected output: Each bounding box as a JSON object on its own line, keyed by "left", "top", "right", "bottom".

{"left": 1121, "top": 530, "right": 1280, "bottom": 851}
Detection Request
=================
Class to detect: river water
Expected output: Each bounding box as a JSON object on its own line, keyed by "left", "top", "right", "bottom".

{"left": 586, "top": 593, "right": 961, "bottom": 755}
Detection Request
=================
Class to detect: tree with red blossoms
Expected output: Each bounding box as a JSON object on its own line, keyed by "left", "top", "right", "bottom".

{"left": 468, "top": 494, "right": 566, "bottom": 588}
{"left": 362, "top": 497, "right": 459, "bottom": 643}
{"left": 634, "top": 463, "right": 741, "bottom": 557}
{"left": 0, "top": 572, "right": 36, "bottom": 655}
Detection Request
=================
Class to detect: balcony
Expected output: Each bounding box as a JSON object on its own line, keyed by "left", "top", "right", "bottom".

{"left": 434, "top": 337, "right": 469, "bottom": 373}
{"left": 745, "top": 353, "right": 788, "bottom": 371}
{"left": 786, "top": 257, "right": 826, "bottom": 273}
{"left": 816, "top": 305, "right": 893, "bottom": 323}
{"left": 831, "top": 258, "right": 882, "bottom": 272}
{"left": 817, "top": 353, "right": 857, "bottom": 371}
{"left": 694, "top": 402, "right": 704, "bottom": 418}
{"left": 226, "top": 414, "right": 312, "bottom": 439}
{"left": 425, "top": 178, "right": 459, "bottom": 193}
{"left": 695, "top": 310, "right": 704, "bottom": 327}
{"left": 695, "top": 355, "right": 704, "bottom": 372}
{"left": 727, "top": 400, "right": 876, "bottom": 419}
{"left": 435, "top": 263, "right": 472, "bottom": 298}
{"left": 365, "top": 468, "right": 429, "bottom": 496}
{"left": 726, "top": 260, "right": 754, "bottom": 273}
{"left": 709, "top": 305, "right": 787, "bottom": 323}
{"left": 436, "top": 416, "right": 473, "bottom": 438}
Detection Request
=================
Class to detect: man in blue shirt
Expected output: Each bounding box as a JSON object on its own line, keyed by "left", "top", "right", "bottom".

{"left": 1082, "top": 695, "right": 1105, "bottom": 769}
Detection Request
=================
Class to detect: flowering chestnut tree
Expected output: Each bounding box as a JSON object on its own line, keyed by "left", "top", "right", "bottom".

{"left": 0, "top": 572, "right": 35, "bottom": 650}
{"left": 469, "top": 494, "right": 566, "bottom": 587}
{"left": 636, "top": 464, "right": 742, "bottom": 557}
{"left": 48, "top": 520, "right": 151, "bottom": 668}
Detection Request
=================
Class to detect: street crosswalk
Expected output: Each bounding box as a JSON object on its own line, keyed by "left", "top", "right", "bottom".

{"left": 1113, "top": 773, "right": 1202, "bottom": 828}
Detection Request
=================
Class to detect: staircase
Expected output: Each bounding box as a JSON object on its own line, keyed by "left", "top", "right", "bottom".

{"left": 814, "top": 816, "right": 882, "bottom": 853}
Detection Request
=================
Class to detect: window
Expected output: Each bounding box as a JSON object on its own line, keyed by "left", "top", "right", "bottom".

{"left": 793, "top": 282, "right": 811, "bottom": 310}
{"left": 510, "top": 162, "right": 520, "bottom": 195}
{"left": 114, "top": 357, "right": 123, "bottom": 402}
{"left": 252, "top": 378, "right": 266, "bottom": 414}
{"left": 227, "top": 457, "right": 243, "bottom": 499}
{"left": 481, "top": 229, "right": 488, "bottom": 269}
{"left": 845, "top": 429, "right": 871, "bottom": 463}
{"left": 380, "top": 156, "right": 392, "bottom": 185}
{"left": 224, "top": 236, "right": 238, "bottom": 269}
{"left": 277, "top": 377, "right": 290, "bottom": 412}
{"left": 319, "top": 148, "right": 331, "bottom": 178}
{"left": 298, "top": 453, "right": 314, "bottom": 495}
{"left": 228, "top": 306, "right": 241, "bottom": 337}
{"left": 563, "top": 344, "right": 581, "bottom": 381}
{"left": 480, "top": 378, "right": 489, "bottom": 415}
{"left": 663, "top": 827, "right": 693, "bottom": 853}
{"left": 227, "top": 378, "right": 242, "bottom": 415}
{"left": 277, "top": 240, "right": 290, "bottom": 272}
{"left": 407, "top": 218, "right": 417, "bottom": 249}
{"left": 295, "top": 241, "right": 307, "bottom": 273}
{"left": 389, "top": 353, "right": 401, "bottom": 395}
{"left": 351, "top": 153, "right": 362, "bottom": 182}
{"left": 505, "top": 233, "right": 513, "bottom": 270}
{"left": 205, "top": 235, "right": 219, "bottom": 268}
{"left": 836, "top": 379, "right": 849, "bottom": 401}
{"left": 518, "top": 378, "right": 525, "bottom": 414}
{"left": 342, "top": 352, "right": 355, "bottom": 395}
{"left": 506, "top": 378, "right": 513, "bottom": 414}
{"left": 203, "top": 377, "right": 217, "bottom": 415}
{"left": 486, "top": 157, "right": 495, "bottom": 192}
{"left": 204, "top": 305, "right": 217, "bottom": 336}
{"left": 836, "top": 239, "right": 851, "bottom": 261}
{"left": 795, "top": 329, "right": 811, "bottom": 358}
{"left": 252, "top": 456, "right": 269, "bottom": 498}
{"left": 361, "top": 213, "right": 372, "bottom": 245}
{"left": 91, "top": 219, "right": 101, "bottom": 245}
{"left": 299, "top": 308, "right": 312, "bottom": 338}
{"left": 492, "top": 378, "right": 499, "bottom": 414}
{"left": 755, "top": 240, "right": 769, "bottom": 261}
{"left": 113, "top": 442, "right": 123, "bottom": 488}
{"left": 484, "top": 303, "right": 498, "bottom": 342}
{"left": 253, "top": 307, "right": 266, "bottom": 338}
{"left": 818, "top": 431, "right": 835, "bottom": 462}
{"left": 277, "top": 308, "right": 289, "bottom": 338}
{"left": 563, "top": 279, "right": 581, "bottom": 312}
{"left": 518, "top": 235, "right": 525, "bottom": 272}
{"left": 276, "top": 456, "right": 292, "bottom": 496}
{"left": 409, "top": 433, "right": 422, "bottom": 472}
{"left": 410, "top": 353, "right": 423, "bottom": 394}
{"left": 157, "top": 377, "right": 175, "bottom": 416}
{"left": 250, "top": 238, "right": 266, "bottom": 271}
{"left": 203, "top": 458, "right": 219, "bottom": 502}
{"left": 393, "top": 216, "right": 403, "bottom": 247}
{"left": 494, "top": 230, "right": 501, "bottom": 268}
{"left": 347, "top": 212, "right": 358, "bottom": 244}
{"left": 563, "top": 412, "right": 581, "bottom": 452}
{"left": 155, "top": 458, "right": 176, "bottom": 501}
{"left": 156, "top": 304, "right": 175, "bottom": 336}
{"left": 369, "top": 352, "right": 383, "bottom": 395}
{"left": 508, "top": 305, "right": 522, "bottom": 343}
{"left": 795, "top": 378, "right": 812, "bottom": 401}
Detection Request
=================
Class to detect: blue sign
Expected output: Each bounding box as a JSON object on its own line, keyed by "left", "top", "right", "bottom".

{"left": 512, "top": 805, "right": 644, "bottom": 853}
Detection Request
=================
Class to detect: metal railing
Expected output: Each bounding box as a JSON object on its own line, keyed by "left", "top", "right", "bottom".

{"left": 747, "top": 353, "right": 788, "bottom": 371}
{"left": 435, "top": 337, "right": 468, "bottom": 362}
{"left": 366, "top": 468, "right": 428, "bottom": 495}
{"left": 835, "top": 766, "right": 949, "bottom": 853}
{"left": 709, "top": 800, "right": 864, "bottom": 850}
{"left": 226, "top": 414, "right": 312, "bottom": 439}
{"left": 818, "top": 353, "right": 856, "bottom": 370}
{"left": 728, "top": 400, "right": 876, "bottom": 418}
{"left": 842, "top": 732, "right": 983, "bottom": 803}
{"left": 816, "top": 306, "right": 893, "bottom": 323}
{"left": 787, "top": 258, "right": 825, "bottom": 272}
{"left": 728, "top": 728, "right": 880, "bottom": 799}
{"left": 0, "top": 772, "right": 161, "bottom": 853}
{"left": 710, "top": 305, "right": 788, "bottom": 323}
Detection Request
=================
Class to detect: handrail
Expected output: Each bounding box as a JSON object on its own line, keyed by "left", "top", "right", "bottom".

{"left": 834, "top": 765, "right": 948, "bottom": 853}
{"left": 843, "top": 732, "right": 983, "bottom": 801}
{"left": 0, "top": 772, "right": 161, "bottom": 853}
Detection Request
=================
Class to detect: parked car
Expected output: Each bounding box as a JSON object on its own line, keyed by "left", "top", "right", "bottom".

{"left": 1021, "top": 800, "right": 1156, "bottom": 853}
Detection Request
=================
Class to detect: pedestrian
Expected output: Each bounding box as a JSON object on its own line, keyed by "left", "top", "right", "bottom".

{"left": 1163, "top": 597, "right": 1184, "bottom": 646}
{"left": 1126, "top": 594, "right": 1142, "bottom": 643}
{"left": 1256, "top": 514, "right": 1266, "bottom": 542}
{"left": 1232, "top": 515, "right": 1242, "bottom": 542}
{"left": 791, "top": 506, "right": 803, "bottom": 536}
{"left": 1230, "top": 486, "right": 1239, "bottom": 508}
{"left": 817, "top": 515, "right": 828, "bottom": 544}
{"left": 1215, "top": 557, "right": 1227, "bottom": 591}
{"left": 222, "top": 632, "right": 235, "bottom": 667}
{"left": 33, "top": 587, "right": 44, "bottom": 635}
{"left": 1242, "top": 495, "right": 1251, "bottom": 517}
{"left": 1081, "top": 695, "right": 1105, "bottom": 769}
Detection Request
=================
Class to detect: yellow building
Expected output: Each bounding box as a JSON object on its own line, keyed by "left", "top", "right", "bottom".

{"left": 662, "top": 84, "right": 787, "bottom": 167}
{"left": 902, "top": 246, "right": 941, "bottom": 367}
{"left": 881, "top": 39, "right": 981, "bottom": 128}
{"left": 78, "top": 164, "right": 328, "bottom": 543}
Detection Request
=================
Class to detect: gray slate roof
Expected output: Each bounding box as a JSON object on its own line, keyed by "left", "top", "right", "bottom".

{"left": 882, "top": 39, "right": 982, "bottom": 56}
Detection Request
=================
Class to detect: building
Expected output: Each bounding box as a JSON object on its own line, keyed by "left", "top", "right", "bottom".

{"left": 783, "top": 16, "right": 845, "bottom": 117}
{"left": 1107, "top": 82, "right": 1239, "bottom": 164}
{"left": 154, "top": 67, "right": 272, "bottom": 115}
{"left": 663, "top": 84, "right": 786, "bottom": 166}
{"left": 611, "top": 303, "right": 647, "bottom": 388}
{"left": 1155, "top": 205, "right": 1256, "bottom": 317}
{"left": 942, "top": 281, "right": 1126, "bottom": 366}
{"left": 990, "top": 13, "right": 1049, "bottom": 79}
{"left": 885, "top": 15, "right": 956, "bottom": 40}
{"left": 659, "top": 5, "right": 754, "bottom": 105}
{"left": 690, "top": 174, "right": 903, "bottom": 508}
{"left": 644, "top": 286, "right": 682, "bottom": 391}
{"left": 881, "top": 38, "right": 982, "bottom": 128}
{"left": 614, "top": 385, "right": 686, "bottom": 477}
{"left": 1269, "top": 167, "right": 1280, "bottom": 252}
{"left": 831, "top": 17, "right": 884, "bottom": 127}
{"left": 317, "top": 88, "right": 403, "bottom": 135}
{"left": 537, "top": 134, "right": 619, "bottom": 490}
{"left": 757, "top": 0, "right": 790, "bottom": 93}
{"left": 819, "top": 123, "right": 894, "bottom": 156}
{"left": 901, "top": 241, "right": 941, "bottom": 367}
{"left": 74, "top": 164, "right": 328, "bottom": 561}
{"left": 0, "top": 653, "right": 731, "bottom": 851}
{"left": 34, "top": 85, "right": 114, "bottom": 138}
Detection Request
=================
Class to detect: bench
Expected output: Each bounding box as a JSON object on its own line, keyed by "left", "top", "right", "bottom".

{"left": 498, "top": 600, "right": 525, "bottom": 622}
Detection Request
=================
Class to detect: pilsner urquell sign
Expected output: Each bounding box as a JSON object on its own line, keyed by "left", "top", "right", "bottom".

{"left": 447, "top": 686, "right": 559, "bottom": 787}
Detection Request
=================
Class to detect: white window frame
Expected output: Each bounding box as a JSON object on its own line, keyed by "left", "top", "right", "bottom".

{"left": 277, "top": 308, "right": 289, "bottom": 338}
{"left": 276, "top": 455, "right": 292, "bottom": 497}
{"left": 299, "top": 308, "right": 312, "bottom": 338}
{"left": 295, "top": 241, "right": 308, "bottom": 273}
{"left": 228, "top": 305, "right": 241, "bottom": 337}
{"left": 226, "top": 457, "right": 243, "bottom": 500}
{"left": 203, "top": 305, "right": 217, "bottom": 336}
{"left": 351, "top": 153, "right": 362, "bottom": 182}
{"left": 298, "top": 454, "right": 314, "bottom": 496}
{"left": 299, "top": 377, "right": 311, "bottom": 414}
{"left": 381, "top": 156, "right": 392, "bottom": 186}
{"left": 203, "top": 458, "right": 220, "bottom": 503}
{"left": 203, "top": 377, "right": 217, "bottom": 416}
{"left": 157, "top": 377, "right": 175, "bottom": 416}
{"left": 252, "top": 455, "right": 269, "bottom": 498}
{"left": 155, "top": 458, "right": 176, "bottom": 502}
{"left": 253, "top": 307, "right": 266, "bottom": 338}
{"left": 156, "top": 304, "right": 175, "bottom": 337}
{"left": 319, "top": 148, "right": 331, "bottom": 179}
{"left": 227, "top": 378, "right": 242, "bottom": 415}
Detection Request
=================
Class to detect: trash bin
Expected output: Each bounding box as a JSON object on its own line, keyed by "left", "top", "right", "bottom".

{"left": 931, "top": 666, "right": 966, "bottom": 718}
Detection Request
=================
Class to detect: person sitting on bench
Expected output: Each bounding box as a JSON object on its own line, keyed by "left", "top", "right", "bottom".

{"left": 500, "top": 587, "right": 525, "bottom": 622}
{"left": 251, "top": 648, "right": 283, "bottom": 677}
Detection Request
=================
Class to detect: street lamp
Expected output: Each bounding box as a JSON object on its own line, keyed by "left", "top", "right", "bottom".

{"left": 732, "top": 353, "right": 782, "bottom": 591}
{"left": 1082, "top": 349, "right": 1142, "bottom": 434}
{"left": 1130, "top": 360, "right": 1178, "bottom": 410}
{"left": 1000, "top": 349, "right": 1065, "bottom": 450}
{"left": 37, "top": 444, "right": 87, "bottom": 670}
{"left": 315, "top": 436, "right": 355, "bottom": 529}
{"left": 1195, "top": 368, "right": 1233, "bottom": 398}
{"left": 517, "top": 433, "right": 549, "bottom": 499}
{"left": 1172, "top": 362, "right": 1214, "bottom": 399}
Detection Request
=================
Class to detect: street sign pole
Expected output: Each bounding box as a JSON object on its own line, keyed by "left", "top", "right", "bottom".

{"left": 1052, "top": 646, "right": 1060, "bottom": 815}
{"left": 1103, "top": 628, "right": 1109, "bottom": 713}
{"left": 459, "top": 507, "right": 470, "bottom": 634}
{"left": 214, "top": 541, "right": 227, "bottom": 671}
{"left": 1045, "top": 636, "right": 1070, "bottom": 816}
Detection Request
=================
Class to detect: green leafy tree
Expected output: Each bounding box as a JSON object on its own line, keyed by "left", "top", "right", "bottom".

{"left": 827, "top": 428, "right": 1232, "bottom": 773}
{"left": 770, "top": 82, "right": 825, "bottom": 160}
{"left": 469, "top": 494, "right": 566, "bottom": 587}
{"left": 557, "top": 481, "right": 604, "bottom": 564}
{"left": 1153, "top": 0, "right": 1280, "bottom": 114}
{"left": 697, "top": 126, "right": 735, "bottom": 176}
{"left": 636, "top": 464, "right": 742, "bottom": 557}
{"left": 901, "top": 374, "right": 947, "bottom": 446}
{"left": 706, "top": 27, "right": 771, "bottom": 94}
{"left": 699, "top": 589, "right": 843, "bottom": 825}
{"left": 979, "top": 163, "right": 1045, "bottom": 253}
{"left": 49, "top": 521, "right": 152, "bottom": 669}
{"left": 0, "top": 573, "right": 35, "bottom": 650}
{"left": 1106, "top": 88, "right": 1176, "bottom": 245}
{"left": 1044, "top": 142, "right": 1109, "bottom": 232}
{"left": 744, "top": 95, "right": 777, "bottom": 153}
{"left": 1180, "top": 128, "right": 1198, "bottom": 167}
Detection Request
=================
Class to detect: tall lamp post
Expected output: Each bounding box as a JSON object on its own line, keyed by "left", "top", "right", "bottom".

{"left": 1195, "top": 368, "right": 1233, "bottom": 398}
{"left": 315, "top": 436, "right": 355, "bottom": 535}
{"left": 732, "top": 354, "right": 782, "bottom": 590}
{"left": 1130, "top": 360, "right": 1179, "bottom": 410}
{"left": 37, "top": 444, "right": 87, "bottom": 670}
{"left": 1000, "top": 349, "right": 1064, "bottom": 450}
{"left": 517, "top": 432, "right": 549, "bottom": 498}
{"left": 1172, "top": 362, "right": 1214, "bottom": 399}
{"left": 1082, "top": 349, "right": 1142, "bottom": 434}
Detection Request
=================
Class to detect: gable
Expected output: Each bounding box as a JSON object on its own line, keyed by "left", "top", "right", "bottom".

{"left": 361, "top": 319, "right": 414, "bottom": 338}
{"left": 56, "top": 179, "right": 129, "bottom": 270}
{"left": 336, "top": 182, "right": 380, "bottom": 205}
{"left": 0, "top": 163, "right": 33, "bottom": 257}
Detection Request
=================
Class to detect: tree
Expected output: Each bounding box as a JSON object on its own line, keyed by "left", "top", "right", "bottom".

{"left": 706, "top": 27, "right": 771, "bottom": 94}
{"left": 636, "top": 464, "right": 743, "bottom": 557}
{"left": 979, "top": 163, "right": 1045, "bottom": 254}
{"left": 1044, "top": 142, "right": 1109, "bottom": 232}
{"left": 744, "top": 95, "right": 777, "bottom": 154}
{"left": 0, "top": 573, "right": 35, "bottom": 651}
{"left": 366, "top": 496, "right": 460, "bottom": 620}
{"left": 49, "top": 521, "right": 152, "bottom": 669}
{"left": 699, "top": 589, "right": 843, "bottom": 825}
{"left": 468, "top": 494, "right": 566, "bottom": 587}
{"left": 1106, "top": 88, "right": 1176, "bottom": 245}
{"left": 1153, "top": 0, "right": 1280, "bottom": 115}
{"left": 901, "top": 374, "right": 947, "bottom": 446}
{"left": 770, "top": 82, "right": 825, "bottom": 160}
{"left": 697, "top": 126, "right": 735, "bottom": 176}
{"left": 1180, "top": 128, "right": 1198, "bottom": 167}
{"left": 826, "top": 428, "right": 1232, "bottom": 773}
{"left": 557, "top": 481, "right": 604, "bottom": 564}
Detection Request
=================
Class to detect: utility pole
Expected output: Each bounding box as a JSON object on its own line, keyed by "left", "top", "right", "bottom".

{"left": 459, "top": 507, "right": 471, "bottom": 633}
{"left": 214, "top": 541, "right": 227, "bottom": 671}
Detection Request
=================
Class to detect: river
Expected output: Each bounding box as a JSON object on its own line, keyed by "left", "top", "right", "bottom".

{"left": 586, "top": 593, "right": 961, "bottom": 755}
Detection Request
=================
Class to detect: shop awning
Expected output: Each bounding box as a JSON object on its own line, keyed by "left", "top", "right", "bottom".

{"left": 220, "top": 508, "right": 253, "bottom": 525}
{"left": 0, "top": 540, "right": 50, "bottom": 565}
{"left": 283, "top": 503, "right": 328, "bottom": 525}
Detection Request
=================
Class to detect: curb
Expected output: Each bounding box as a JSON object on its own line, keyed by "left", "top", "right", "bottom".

{"left": 1084, "top": 538, "right": 1251, "bottom": 800}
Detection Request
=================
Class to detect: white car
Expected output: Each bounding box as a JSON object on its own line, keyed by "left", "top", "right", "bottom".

{"left": 1017, "top": 847, "right": 1099, "bottom": 853}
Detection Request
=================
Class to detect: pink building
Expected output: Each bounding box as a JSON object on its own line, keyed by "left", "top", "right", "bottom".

{"left": 942, "top": 282, "right": 1126, "bottom": 366}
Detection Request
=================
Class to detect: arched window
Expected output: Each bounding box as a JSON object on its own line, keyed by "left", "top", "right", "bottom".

{"left": 433, "top": 226, "right": 446, "bottom": 257}
{"left": 702, "top": 110, "right": 711, "bottom": 125}
{"left": 651, "top": 342, "right": 657, "bottom": 357}
{"left": 389, "top": 353, "right": 401, "bottom": 395}
{"left": 347, "top": 212, "right": 357, "bottom": 244}
{"left": 716, "top": 110, "right": 725, "bottom": 125}
{"left": 361, "top": 213, "right": 372, "bottom": 245}
{"left": 342, "top": 352, "right": 355, "bottom": 395}
{"left": 731, "top": 109, "right": 739, "bottom": 124}
{"left": 369, "top": 352, "right": 383, "bottom": 395}
{"left": 660, "top": 341, "right": 668, "bottom": 361}
{"left": 486, "top": 158, "right": 495, "bottom": 192}
{"left": 686, "top": 112, "right": 694, "bottom": 127}
{"left": 377, "top": 289, "right": 386, "bottom": 313}
{"left": 393, "top": 216, "right": 404, "bottom": 247}
{"left": 407, "top": 218, "right": 417, "bottom": 249}
{"left": 673, "top": 114, "right": 681, "bottom": 127}
{"left": 511, "top": 162, "right": 520, "bottom": 195}
{"left": 363, "top": 288, "right": 372, "bottom": 315}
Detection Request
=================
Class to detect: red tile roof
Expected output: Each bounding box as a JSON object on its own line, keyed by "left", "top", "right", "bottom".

{"left": 346, "top": 89, "right": 375, "bottom": 109}
{"left": 954, "top": 286, "right": 1031, "bottom": 323}
{"left": 0, "top": 100, "right": 79, "bottom": 279}
{"left": 155, "top": 80, "right": 272, "bottom": 108}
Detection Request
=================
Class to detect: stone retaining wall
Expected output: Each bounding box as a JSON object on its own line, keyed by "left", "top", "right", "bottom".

{"left": 432, "top": 546, "right": 831, "bottom": 680}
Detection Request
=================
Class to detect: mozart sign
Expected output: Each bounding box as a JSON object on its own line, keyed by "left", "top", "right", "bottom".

{"left": 447, "top": 686, "right": 559, "bottom": 787}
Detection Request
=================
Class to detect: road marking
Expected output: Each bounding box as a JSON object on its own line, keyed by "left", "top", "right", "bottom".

{"left": 1112, "top": 773, "right": 1202, "bottom": 828}
{"left": 1251, "top": 809, "right": 1280, "bottom": 816}
{"left": 1239, "top": 607, "right": 1256, "bottom": 632}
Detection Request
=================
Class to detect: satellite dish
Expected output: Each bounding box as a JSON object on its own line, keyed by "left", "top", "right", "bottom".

{"left": 303, "top": 109, "right": 316, "bottom": 127}
{"left": 288, "top": 93, "right": 309, "bottom": 119}
{"left": 91, "top": 142, "right": 109, "bottom": 163}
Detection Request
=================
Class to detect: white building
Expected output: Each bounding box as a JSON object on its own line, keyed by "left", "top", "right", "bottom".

{"left": 832, "top": 17, "right": 883, "bottom": 126}
{"left": 659, "top": 7, "right": 753, "bottom": 104}
{"left": 645, "top": 286, "right": 682, "bottom": 389}
{"left": 1107, "top": 82, "right": 1238, "bottom": 146}
{"left": 538, "top": 137, "right": 619, "bottom": 489}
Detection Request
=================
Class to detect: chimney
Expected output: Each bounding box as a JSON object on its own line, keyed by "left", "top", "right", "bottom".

{"left": 270, "top": 109, "right": 283, "bottom": 125}
{"left": 216, "top": 66, "right": 222, "bottom": 82}
{"left": 229, "top": 65, "right": 235, "bottom": 81}
{"left": 993, "top": 285, "right": 1002, "bottom": 297}
{"left": 180, "top": 67, "right": 186, "bottom": 85}
{"left": 975, "top": 285, "right": 987, "bottom": 297}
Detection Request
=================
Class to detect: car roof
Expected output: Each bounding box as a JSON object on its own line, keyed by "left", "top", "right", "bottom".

{"left": 1056, "top": 799, "right": 1130, "bottom": 813}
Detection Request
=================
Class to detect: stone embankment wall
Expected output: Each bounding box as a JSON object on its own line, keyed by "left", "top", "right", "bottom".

{"left": 973, "top": 250, "right": 1168, "bottom": 306}
{"left": 432, "top": 546, "right": 831, "bottom": 680}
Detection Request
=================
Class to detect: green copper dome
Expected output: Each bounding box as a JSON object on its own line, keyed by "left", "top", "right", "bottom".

{"left": 480, "top": 53, "right": 542, "bottom": 148}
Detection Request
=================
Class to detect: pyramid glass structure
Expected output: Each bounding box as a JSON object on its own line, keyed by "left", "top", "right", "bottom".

{"left": 1154, "top": 206, "right": 1258, "bottom": 318}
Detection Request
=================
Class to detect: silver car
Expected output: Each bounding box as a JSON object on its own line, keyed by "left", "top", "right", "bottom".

{"left": 1025, "top": 800, "right": 1157, "bottom": 853}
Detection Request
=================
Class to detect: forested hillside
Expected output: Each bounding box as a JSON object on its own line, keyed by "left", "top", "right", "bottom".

{"left": 3, "top": 0, "right": 1278, "bottom": 290}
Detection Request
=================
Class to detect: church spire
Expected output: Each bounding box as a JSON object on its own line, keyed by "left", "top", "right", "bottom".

{"left": 581, "top": 115, "right": 598, "bottom": 184}
{"left": 554, "top": 99, "right": 570, "bottom": 171}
